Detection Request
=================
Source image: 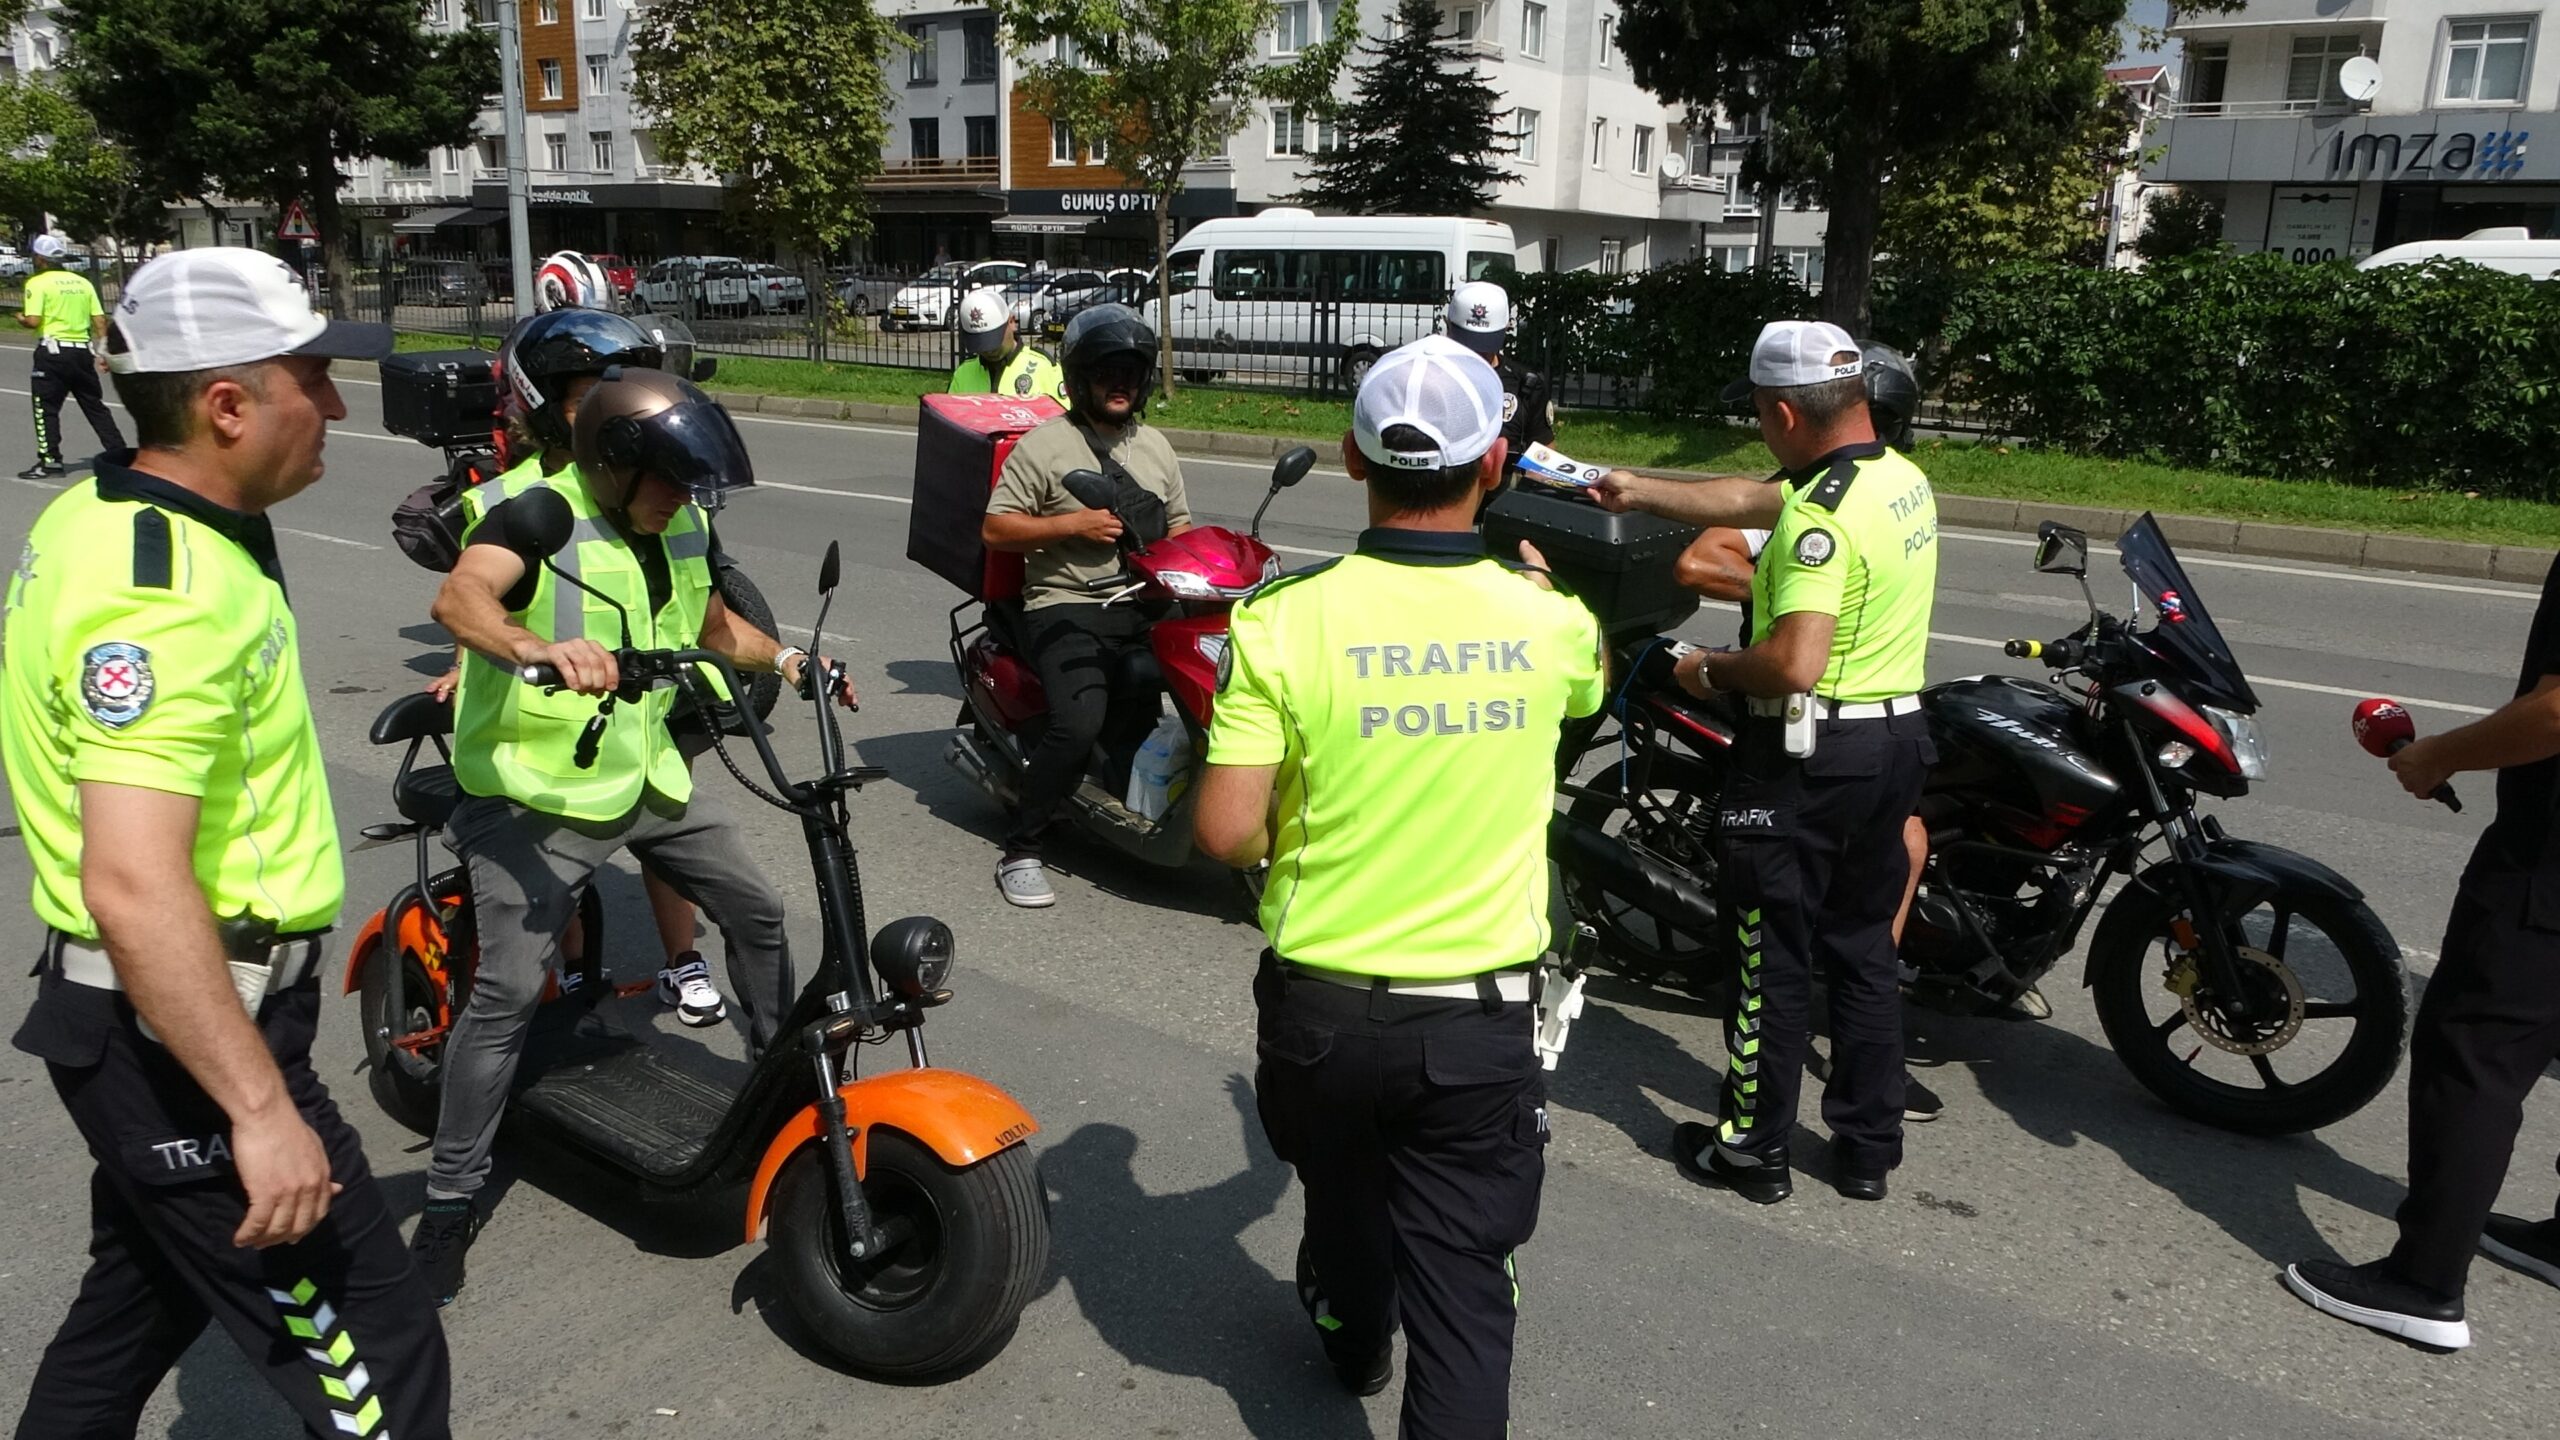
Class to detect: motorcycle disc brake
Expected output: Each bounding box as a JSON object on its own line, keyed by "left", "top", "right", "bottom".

{"left": 2177, "top": 945, "right": 2305, "bottom": 1057}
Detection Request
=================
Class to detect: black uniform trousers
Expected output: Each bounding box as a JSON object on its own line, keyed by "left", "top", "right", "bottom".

{"left": 29, "top": 342, "right": 124, "bottom": 467}
{"left": 2387, "top": 874, "right": 2560, "bottom": 1297}
{"left": 1007, "top": 600, "right": 1157, "bottom": 852}
{"left": 13, "top": 969, "right": 451, "bottom": 1440}
{"left": 1712, "top": 712, "right": 1933, "bottom": 1175}
{"left": 1252, "top": 954, "right": 1548, "bottom": 1440}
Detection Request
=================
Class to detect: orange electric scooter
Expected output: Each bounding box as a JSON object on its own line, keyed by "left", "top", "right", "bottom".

{"left": 343, "top": 492, "right": 1046, "bottom": 1377}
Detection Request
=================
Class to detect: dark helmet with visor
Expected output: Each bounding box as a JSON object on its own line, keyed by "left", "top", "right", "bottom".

{"left": 1060, "top": 303, "right": 1157, "bottom": 415}
{"left": 497, "top": 308, "right": 666, "bottom": 451}
{"left": 570, "top": 366, "right": 754, "bottom": 515}
{"left": 1860, "top": 340, "right": 1921, "bottom": 451}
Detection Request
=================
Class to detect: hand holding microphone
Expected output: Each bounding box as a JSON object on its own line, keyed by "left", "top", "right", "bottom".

{"left": 2350, "top": 698, "right": 2461, "bottom": 811}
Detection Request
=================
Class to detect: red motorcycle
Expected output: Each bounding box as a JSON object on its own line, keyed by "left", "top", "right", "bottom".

{"left": 941, "top": 447, "right": 1315, "bottom": 875}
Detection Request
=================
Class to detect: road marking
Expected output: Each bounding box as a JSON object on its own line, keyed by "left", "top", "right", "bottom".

{"left": 1920, "top": 629, "right": 2494, "bottom": 716}
{"left": 1942, "top": 528, "right": 2538, "bottom": 599}
{"left": 282, "top": 527, "right": 381, "bottom": 550}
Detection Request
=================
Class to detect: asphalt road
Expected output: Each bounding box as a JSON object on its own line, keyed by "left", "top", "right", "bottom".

{"left": 0, "top": 372, "right": 2553, "bottom": 1438}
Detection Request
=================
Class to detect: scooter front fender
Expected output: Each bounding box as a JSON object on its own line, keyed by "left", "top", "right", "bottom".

{"left": 743, "top": 1067, "right": 1039, "bottom": 1244}
{"left": 341, "top": 907, "right": 390, "bottom": 995}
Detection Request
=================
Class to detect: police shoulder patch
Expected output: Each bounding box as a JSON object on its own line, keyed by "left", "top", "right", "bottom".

{"left": 80, "top": 641, "right": 154, "bottom": 728}
{"left": 1793, "top": 527, "right": 1837, "bottom": 568}
{"left": 1215, "top": 640, "right": 1236, "bottom": 692}
{"left": 1501, "top": 392, "right": 1519, "bottom": 422}
{"left": 1015, "top": 371, "right": 1034, "bottom": 395}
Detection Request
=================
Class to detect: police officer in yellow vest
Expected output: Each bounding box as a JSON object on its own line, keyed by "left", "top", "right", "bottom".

{"left": 947, "top": 286, "right": 1065, "bottom": 402}
{"left": 4, "top": 249, "right": 453, "bottom": 1438}
{"left": 1594, "top": 319, "right": 1939, "bottom": 1206}
{"left": 411, "top": 366, "right": 854, "bottom": 1305}
{"left": 16, "top": 233, "right": 125, "bottom": 479}
{"left": 1198, "top": 335, "right": 1605, "bottom": 1436}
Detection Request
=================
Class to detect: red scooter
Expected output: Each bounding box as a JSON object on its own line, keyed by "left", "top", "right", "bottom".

{"left": 942, "top": 447, "right": 1315, "bottom": 874}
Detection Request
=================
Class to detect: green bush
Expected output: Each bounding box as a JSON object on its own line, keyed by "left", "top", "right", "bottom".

{"left": 1493, "top": 260, "right": 1814, "bottom": 420}
{"left": 1944, "top": 251, "right": 2560, "bottom": 499}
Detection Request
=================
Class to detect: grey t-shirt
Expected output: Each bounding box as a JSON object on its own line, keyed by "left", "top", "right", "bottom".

{"left": 986, "top": 415, "right": 1194, "bottom": 609}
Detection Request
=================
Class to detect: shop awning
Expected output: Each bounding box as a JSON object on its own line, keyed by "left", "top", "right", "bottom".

{"left": 393, "top": 206, "right": 505, "bottom": 233}
{"left": 994, "top": 215, "right": 1101, "bottom": 235}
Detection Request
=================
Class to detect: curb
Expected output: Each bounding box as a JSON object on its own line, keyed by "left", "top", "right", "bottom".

{"left": 327, "top": 353, "right": 2544, "bottom": 587}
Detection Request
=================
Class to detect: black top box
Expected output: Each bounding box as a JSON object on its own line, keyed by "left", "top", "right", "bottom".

{"left": 1481, "top": 482, "right": 1701, "bottom": 639}
{"left": 380, "top": 349, "right": 498, "bottom": 449}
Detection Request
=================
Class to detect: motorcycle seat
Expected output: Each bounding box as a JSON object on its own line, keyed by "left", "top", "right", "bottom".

{"left": 370, "top": 692, "right": 455, "bottom": 746}
{"left": 395, "top": 764, "right": 462, "bottom": 829}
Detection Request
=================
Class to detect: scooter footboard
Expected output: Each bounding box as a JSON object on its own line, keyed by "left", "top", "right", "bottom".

{"left": 743, "top": 1068, "right": 1039, "bottom": 1244}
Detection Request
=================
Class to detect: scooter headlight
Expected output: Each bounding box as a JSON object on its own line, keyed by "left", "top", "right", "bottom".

{"left": 2203, "top": 705, "right": 2270, "bottom": 781}
{"left": 870, "top": 916, "right": 956, "bottom": 1001}
{"left": 1158, "top": 569, "right": 1219, "bottom": 600}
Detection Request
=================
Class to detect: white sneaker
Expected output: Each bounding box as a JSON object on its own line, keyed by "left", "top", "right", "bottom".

{"left": 654, "top": 955, "right": 726, "bottom": 1027}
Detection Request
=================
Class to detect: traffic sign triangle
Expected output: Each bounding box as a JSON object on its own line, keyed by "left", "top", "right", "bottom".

{"left": 278, "top": 201, "right": 317, "bottom": 240}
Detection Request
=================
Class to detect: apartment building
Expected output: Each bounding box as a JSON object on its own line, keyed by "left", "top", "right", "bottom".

{"left": 2144, "top": 0, "right": 2556, "bottom": 259}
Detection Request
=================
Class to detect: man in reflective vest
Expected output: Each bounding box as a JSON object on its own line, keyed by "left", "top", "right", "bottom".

{"left": 410, "top": 367, "right": 854, "bottom": 1305}
{"left": 947, "top": 285, "right": 1066, "bottom": 402}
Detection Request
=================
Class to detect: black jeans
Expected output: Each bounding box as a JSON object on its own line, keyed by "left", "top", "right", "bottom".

{"left": 1008, "top": 601, "right": 1154, "bottom": 854}
{"left": 2388, "top": 878, "right": 2560, "bottom": 1296}
{"left": 30, "top": 345, "right": 122, "bottom": 466}
{"left": 1252, "top": 956, "right": 1548, "bottom": 1440}
{"left": 14, "top": 975, "right": 451, "bottom": 1440}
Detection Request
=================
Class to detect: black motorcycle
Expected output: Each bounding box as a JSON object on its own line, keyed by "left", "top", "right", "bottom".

{"left": 1553, "top": 514, "right": 2410, "bottom": 1136}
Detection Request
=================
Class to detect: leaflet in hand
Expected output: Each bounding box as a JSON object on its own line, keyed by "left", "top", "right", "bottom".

{"left": 1517, "top": 442, "right": 1607, "bottom": 490}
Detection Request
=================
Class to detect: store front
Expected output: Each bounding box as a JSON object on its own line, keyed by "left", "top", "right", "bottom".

{"left": 996, "top": 188, "right": 1241, "bottom": 270}
{"left": 464, "top": 181, "right": 732, "bottom": 262}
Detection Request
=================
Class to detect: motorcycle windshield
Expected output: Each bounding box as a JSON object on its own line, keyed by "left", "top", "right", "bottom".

{"left": 2117, "top": 513, "right": 2260, "bottom": 712}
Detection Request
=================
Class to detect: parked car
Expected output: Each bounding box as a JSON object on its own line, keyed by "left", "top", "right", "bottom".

{"left": 397, "top": 259, "right": 489, "bottom": 307}
{"left": 831, "top": 267, "right": 905, "bottom": 318}
{"left": 744, "top": 263, "right": 809, "bottom": 314}
{"left": 635, "top": 256, "right": 752, "bottom": 315}
{"left": 1014, "top": 269, "right": 1117, "bottom": 337}
{"left": 885, "top": 259, "right": 1026, "bottom": 331}
{"left": 0, "top": 251, "right": 37, "bottom": 280}
{"left": 587, "top": 252, "right": 639, "bottom": 301}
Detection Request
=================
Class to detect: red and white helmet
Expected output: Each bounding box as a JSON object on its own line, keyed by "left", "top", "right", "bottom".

{"left": 533, "top": 250, "right": 613, "bottom": 312}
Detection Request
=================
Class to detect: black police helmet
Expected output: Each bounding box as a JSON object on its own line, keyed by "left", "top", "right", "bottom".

{"left": 498, "top": 308, "right": 666, "bottom": 451}
{"left": 1060, "top": 303, "right": 1157, "bottom": 416}
{"left": 1860, "top": 341, "right": 1921, "bottom": 451}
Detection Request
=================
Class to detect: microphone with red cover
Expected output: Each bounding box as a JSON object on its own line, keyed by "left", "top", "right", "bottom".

{"left": 2351, "top": 698, "right": 2461, "bottom": 811}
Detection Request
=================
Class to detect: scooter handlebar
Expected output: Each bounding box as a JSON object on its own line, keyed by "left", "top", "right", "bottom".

{"left": 518, "top": 662, "right": 563, "bottom": 687}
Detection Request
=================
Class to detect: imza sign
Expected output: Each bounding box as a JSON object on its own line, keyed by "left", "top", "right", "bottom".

{"left": 2323, "top": 128, "right": 2533, "bottom": 181}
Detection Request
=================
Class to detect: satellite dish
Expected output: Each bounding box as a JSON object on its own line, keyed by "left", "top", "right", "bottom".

{"left": 2338, "top": 55, "right": 2382, "bottom": 103}
{"left": 1660, "top": 154, "right": 1689, "bottom": 181}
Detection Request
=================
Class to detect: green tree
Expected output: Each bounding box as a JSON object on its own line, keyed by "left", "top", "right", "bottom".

{"left": 55, "top": 0, "right": 493, "bottom": 303}
{"left": 1612, "top": 0, "right": 2234, "bottom": 330}
{"left": 994, "top": 0, "right": 1358, "bottom": 395}
{"left": 1292, "top": 0, "right": 1515, "bottom": 216}
{"left": 0, "top": 76, "right": 144, "bottom": 248}
{"left": 630, "top": 0, "right": 901, "bottom": 356}
{"left": 2131, "top": 187, "right": 2224, "bottom": 263}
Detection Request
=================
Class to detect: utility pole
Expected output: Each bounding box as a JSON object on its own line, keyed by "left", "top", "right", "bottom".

{"left": 495, "top": 0, "right": 535, "bottom": 318}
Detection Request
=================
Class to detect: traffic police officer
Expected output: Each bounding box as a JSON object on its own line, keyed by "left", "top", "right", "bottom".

{"left": 1198, "top": 334, "right": 1604, "bottom": 1437}
{"left": 3, "top": 249, "right": 451, "bottom": 1438}
{"left": 1443, "top": 280, "right": 1552, "bottom": 488}
{"left": 1595, "top": 319, "right": 1938, "bottom": 1204}
{"left": 17, "top": 232, "right": 126, "bottom": 479}
{"left": 948, "top": 285, "right": 1066, "bottom": 402}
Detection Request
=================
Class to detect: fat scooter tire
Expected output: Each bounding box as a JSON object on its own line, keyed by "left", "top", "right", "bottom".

{"left": 768, "top": 1129, "right": 1048, "bottom": 1379}
{"left": 358, "top": 949, "right": 445, "bottom": 1136}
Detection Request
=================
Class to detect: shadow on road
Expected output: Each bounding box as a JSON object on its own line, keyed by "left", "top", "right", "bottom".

{"left": 1041, "top": 1075, "right": 1375, "bottom": 1440}
{"left": 880, "top": 656, "right": 964, "bottom": 701}
{"left": 1546, "top": 994, "right": 1727, "bottom": 1162}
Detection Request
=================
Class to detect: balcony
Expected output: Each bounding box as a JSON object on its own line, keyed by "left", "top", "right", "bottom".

{"left": 2161, "top": 96, "right": 2364, "bottom": 120}
{"left": 871, "top": 156, "right": 1001, "bottom": 188}
{"left": 2171, "top": 0, "right": 2383, "bottom": 33}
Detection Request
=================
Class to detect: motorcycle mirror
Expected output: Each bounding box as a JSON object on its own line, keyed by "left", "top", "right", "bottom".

{"left": 691, "top": 357, "right": 718, "bottom": 383}
{"left": 818, "top": 540, "right": 841, "bottom": 596}
{"left": 1272, "top": 445, "right": 1317, "bottom": 490}
{"left": 2032, "top": 521, "right": 2089, "bottom": 578}
{"left": 499, "top": 486, "right": 574, "bottom": 560}
{"left": 1061, "top": 468, "right": 1115, "bottom": 512}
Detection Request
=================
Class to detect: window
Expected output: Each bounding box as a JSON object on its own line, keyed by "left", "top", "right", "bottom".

{"left": 2287, "top": 35, "right": 2367, "bottom": 108}
{"left": 1513, "top": 107, "right": 1540, "bottom": 164}
{"left": 1540, "top": 236, "right": 1560, "bottom": 272}
{"left": 539, "top": 58, "right": 562, "bottom": 100}
{"left": 1597, "top": 238, "right": 1624, "bottom": 274}
{"left": 584, "top": 0, "right": 603, "bottom": 16}
{"left": 388, "top": 158, "right": 431, "bottom": 180}
{"left": 1051, "top": 121, "right": 1076, "bottom": 164}
{"left": 2444, "top": 19, "right": 2532, "bottom": 103}
{"left": 478, "top": 137, "right": 502, "bottom": 174}
{"left": 1166, "top": 251, "right": 1202, "bottom": 292}
{"left": 586, "top": 54, "right": 609, "bottom": 95}
{"left": 1521, "top": 0, "right": 1545, "bottom": 57}
{"left": 426, "top": 0, "right": 449, "bottom": 23}
{"left": 537, "top": 0, "right": 556, "bottom": 22}
{"left": 963, "top": 18, "right": 998, "bottom": 81}
{"left": 907, "top": 23, "right": 937, "bottom": 83}
{"left": 1776, "top": 246, "right": 1826, "bottom": 291}
{"left": 1467, "top": 249, "right": 1509, "bottom": 279}
{"left": 1724, "top": 182, "right": 1761, "bottom": 219}
{"left": 441, "top": 145, "right": 459, "bottom": 174}
{"left": 1631, "top": 124, "right": 1653, "bottom": 174}
{"left": 1051, "top": 34, "right": 1081, "bottom": 67}
{"left": 910, "top": 117, "right": 940, "bottom": 161}
{"left": 2183, "top": 41, "right": 2228, "bottom": 114}
{"left": 1598, "top": 12, "right": 1615, "bottom": 66}
{"left": 589, "top": 131, "right": 612, "bottom": 171}
{"left": 1589, "top": 117, "right": 1607, "bottom": 168}
{"left": 1271, "top": 106, "right": 1312, "bottom": 156}
{"left": 33, "top": 33, "right": 50, "bottom": 65}
{"left": 1711, "top": 245, "right": 1756, "bottom": 273}
{"left": 965, "top": 114, "right": 998, "bottom": 159}
{"left": 1214, "top": 249, "right": 1447, "bottom": 303}
{"left": 544, "top": 132, "right": 568, "bottom": 171}
{"left": 1448, "top": 4, "right": 1479, "bottom": 42}
{"left": 1274, "top": 1, "right": 1311, "bottom": 54}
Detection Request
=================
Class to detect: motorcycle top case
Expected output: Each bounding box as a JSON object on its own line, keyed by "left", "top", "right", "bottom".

{"left": 1480, "top": 483, "right": 1701, "bottom": 638}
{"left": 908, "top": 392, "right": 1067, "bottom": 599}
{"left": 379, "top": 349, "right": 499, "bottom": 448}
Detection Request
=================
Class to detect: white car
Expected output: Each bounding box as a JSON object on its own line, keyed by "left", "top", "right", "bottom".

{"left": 744, "top": 263, "right": 809, "bottom": 314}
{"left": 635, "top": 256, "right": 752, "bottom": 316}
{"left": 0, "top": 253, "right": 32, "bottom": 280}
{"left": 884, "top": 259, "right": 1026, "bottom": 331}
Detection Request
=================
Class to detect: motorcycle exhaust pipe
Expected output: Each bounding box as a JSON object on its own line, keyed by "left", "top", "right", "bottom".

{"left": 944, "top": 732, "right": 1020, "bottom": 805}
{"left": 1549, "top": 813, "right": 1722, "bottom": 934}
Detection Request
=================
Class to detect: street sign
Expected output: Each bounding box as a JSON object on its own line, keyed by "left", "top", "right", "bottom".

{"left": 278, "top": 201, "right": 317, "bottom": 240}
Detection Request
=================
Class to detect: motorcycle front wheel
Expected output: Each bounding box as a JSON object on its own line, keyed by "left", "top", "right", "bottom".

{"left": 768, "top": 1131, "right": 1049, "bottom": 1380}
{"left": 2088, "top": 871, "right": 2409, "bottom": 1135}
